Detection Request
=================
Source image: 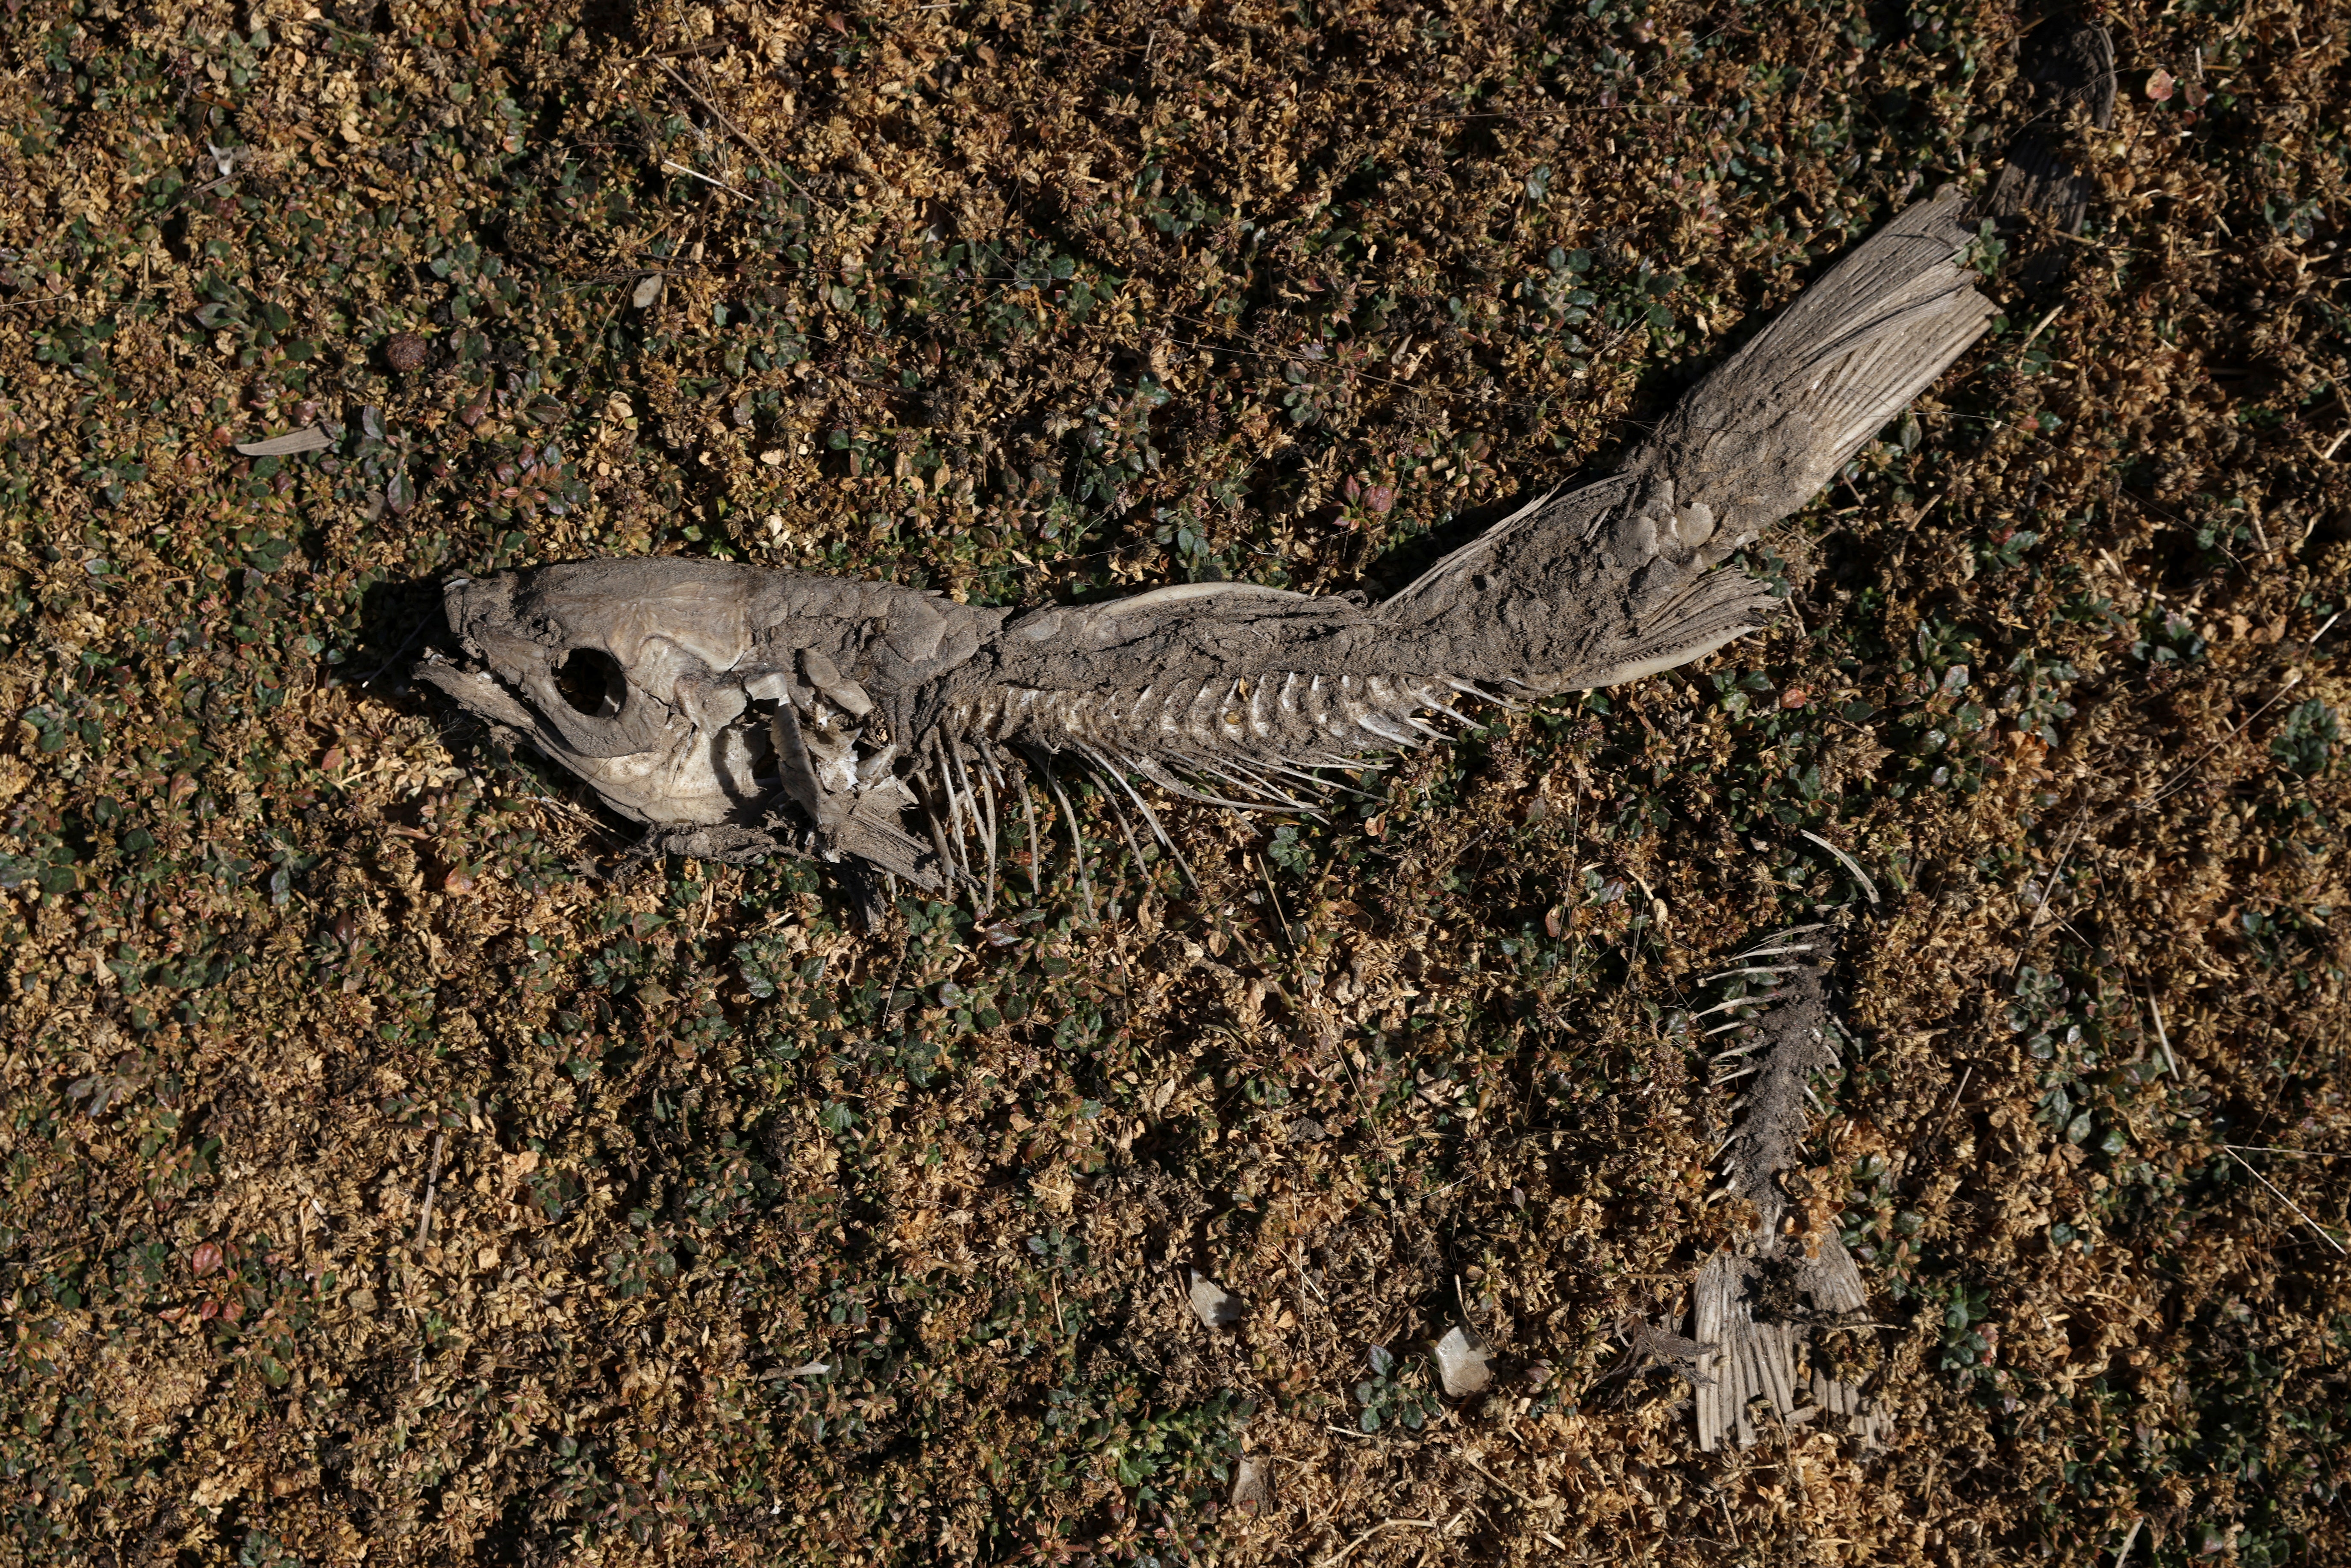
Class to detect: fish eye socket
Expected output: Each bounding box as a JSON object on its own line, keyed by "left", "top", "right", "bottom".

{"left": 551, "top": 648, "right": 627, "bottom": 717}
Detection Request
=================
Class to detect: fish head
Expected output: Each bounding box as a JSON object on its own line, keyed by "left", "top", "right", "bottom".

{"left": 417, "top": 558, "right": 1002, "bottom": 857}
{"left": 417, "top": 558, "right": 775, "bottom": 825}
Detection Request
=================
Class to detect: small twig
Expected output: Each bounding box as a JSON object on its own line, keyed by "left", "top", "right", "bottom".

{"left": 1156, "top": 335, "right": 1445, "bottom": 397}
{"left": 1410, "top": 101, "right": 1703, "bottom": 121}
{"left": 1797, "top": 829, "right": 1879, "bottom": 905}
{"left": 2145, "top": 990, "right": 2177, "bottom": 1076}
{"left": 24, "top": 1240, "right": 90, "bottom": 1271}
{"left": 2017, "top": 304, "right": 2065, "bottom": 354}
{"left": 1905, "top": 1064, "right": 1975, "bottom": 1178}
{"left": 1314, "top": 1518, "right": 1439, "bottom": 1568}
{"left": 2011, "top": 802, "right": 2091, "bottom": 979}
{"left": 649, "top": 55, "right": 766, "bottom": 160}
{"left": 2225, "top": 1144, "right": 2345, "bottom": 1159}
{"left": 647, "top": 56, "right": 813, "bottom": 202}
{"left": 2143, "top": 671, "right": 2303, "bottom": 808}
{"left": 414, "top": 1131, "right": 445, "bottom": 1247}
{"left": 1256, "top": 850, "right": 1295, "bottom": 952}
{"left": 660, "top": 158, "right": 750, "bottom": 200}
{"left": 1296, "top": 1241, "right": 1328, "bottom": 1302}
{"left": 359, "top": 616, "right": 436, "bottom": 690}
{"left": 876, "top": 941, "right": 910, "bottom": 1019}
{"left": 2222, "top": 1146, "right": 2347, "bottom": 1255}
{"left": 2113, "top": 1516, "right": 2144, "bottom": 1568}
{"left": 1450, "top": 1447, "right": 1541, "bottom": 1507}
{"left": 408, "top": 1129, "right": 446, "bottom": 1385}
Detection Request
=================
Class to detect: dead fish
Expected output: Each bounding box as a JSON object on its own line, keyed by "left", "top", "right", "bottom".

{"left": 420, "top": 192, "right": 1993, "bottom": 899}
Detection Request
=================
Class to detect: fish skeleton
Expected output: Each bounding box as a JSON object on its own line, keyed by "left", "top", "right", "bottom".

{"left": 419, "top": 191, "right": 1993, "bottom": 902}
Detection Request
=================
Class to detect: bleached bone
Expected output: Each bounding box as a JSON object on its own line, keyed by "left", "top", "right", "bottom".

{"left": 1688, "top": 925, "right": 1887, "bottom": 1455}
{"left": 420, "top": 194, "right": 1992, "bottom": 890}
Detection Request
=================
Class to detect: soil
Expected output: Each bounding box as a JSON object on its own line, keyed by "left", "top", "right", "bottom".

{"left": 0, "top": 3, "right": 2345, "bottom": 1565}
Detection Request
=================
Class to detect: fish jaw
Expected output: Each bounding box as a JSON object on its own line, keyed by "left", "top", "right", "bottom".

{"left": 412, "top": 656, "right": 764, "bottom": 826}
{"left": 421, "top": 559, "right": 999, "bottom": 863}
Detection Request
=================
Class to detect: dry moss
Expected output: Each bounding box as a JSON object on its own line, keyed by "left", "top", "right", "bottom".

{"left": 1, "top": 1, "right": 2346, "bottom": 1565}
